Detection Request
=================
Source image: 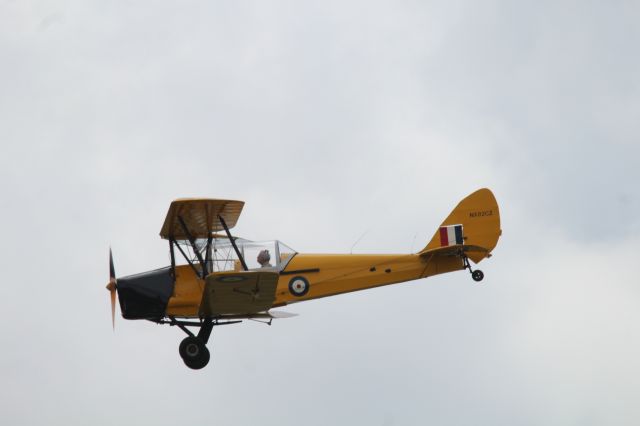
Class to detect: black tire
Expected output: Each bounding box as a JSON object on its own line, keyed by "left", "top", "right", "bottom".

{"left": 184, "top": 346, "right": 210, "bottom": 370}
{"left": 179, "top": 336, "right": 211, "bottom": 369}
{"left": 472, "top": 270, "right": 484, "bottom": 282}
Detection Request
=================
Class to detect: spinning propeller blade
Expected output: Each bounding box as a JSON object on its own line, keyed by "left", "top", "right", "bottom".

{"left": 106, "top": 248, "right": 117, "bottom": 330}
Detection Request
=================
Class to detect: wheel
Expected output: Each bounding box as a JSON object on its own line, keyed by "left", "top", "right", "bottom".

{"left": 179, "top": 336, "right": 211, "bottom": 370}
{"left": 472, "top": 270, "right": 484, "bottom": 282}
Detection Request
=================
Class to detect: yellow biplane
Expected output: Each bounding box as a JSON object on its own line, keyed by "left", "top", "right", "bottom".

{"left": 106, "top": 188, "right": 501, "bottom": 369}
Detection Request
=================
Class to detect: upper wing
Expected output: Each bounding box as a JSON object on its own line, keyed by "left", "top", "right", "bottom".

{"left": 159, "top": 199, "right": 245, "bottom": 240}
{"left": 199, "top": 271, "right": 278, "bottom": 316}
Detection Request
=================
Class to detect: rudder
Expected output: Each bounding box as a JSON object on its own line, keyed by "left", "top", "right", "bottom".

{"left": 420, "top": 188, "right": 501, "bottom": 264}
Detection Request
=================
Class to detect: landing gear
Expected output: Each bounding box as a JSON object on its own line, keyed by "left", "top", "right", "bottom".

{"left": 462, "top": 254, "right": 484, "bottom": 283}
{"left": 179, "top": 336, "right": 210, "bottom": 370}
{"left": 156, "top": 317, "right": 243, "bottom": 370}
{"left": 176, "top": 319, "right": 214, "bottom": 370}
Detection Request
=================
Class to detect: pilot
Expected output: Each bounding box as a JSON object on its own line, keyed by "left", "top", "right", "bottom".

{"left": 257, "top": 249, "right": 272, "bottom": 268}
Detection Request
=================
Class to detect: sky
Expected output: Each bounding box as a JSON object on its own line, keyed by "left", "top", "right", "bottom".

{"left": 1, "top": 0, "right": 639, "bottom": 425}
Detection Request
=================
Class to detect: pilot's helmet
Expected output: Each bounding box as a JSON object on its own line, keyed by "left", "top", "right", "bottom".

{"left": 257, "top": 249, "right": 271, "bottom": 266}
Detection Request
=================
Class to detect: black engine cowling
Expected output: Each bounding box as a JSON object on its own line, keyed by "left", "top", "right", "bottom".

{"left": 117, "top": 267, "right": 175, "bottom": 320}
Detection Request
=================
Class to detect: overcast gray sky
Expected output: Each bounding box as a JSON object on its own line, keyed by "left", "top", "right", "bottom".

{"left": 1, "top": 1, "right": 639, "bottom": 425}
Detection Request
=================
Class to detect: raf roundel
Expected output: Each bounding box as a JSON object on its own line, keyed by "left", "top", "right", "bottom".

{"left": 288, "top": 276, "right": 310, "bottom": 297}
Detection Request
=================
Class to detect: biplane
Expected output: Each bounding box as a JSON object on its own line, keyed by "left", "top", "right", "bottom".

{"left": 106, "top": 188, "right": 501, "bottom": 369}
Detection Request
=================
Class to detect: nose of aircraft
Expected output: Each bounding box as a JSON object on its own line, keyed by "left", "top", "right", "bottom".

{"left": 115, "top": 266, "right": 175, "bottom": 320}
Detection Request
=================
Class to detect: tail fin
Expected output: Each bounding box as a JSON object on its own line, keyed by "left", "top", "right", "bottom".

{"left": 420, "top": 188, "right": 501, "bottom": 264}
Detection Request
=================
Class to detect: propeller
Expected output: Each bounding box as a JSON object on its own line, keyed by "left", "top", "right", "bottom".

{"left": 106, "top": 248, "right": 117, "bottom": 330}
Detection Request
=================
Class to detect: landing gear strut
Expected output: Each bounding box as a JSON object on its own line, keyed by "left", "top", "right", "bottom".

{"left": 462, "top": 255, "right": 484, "bottom": 282}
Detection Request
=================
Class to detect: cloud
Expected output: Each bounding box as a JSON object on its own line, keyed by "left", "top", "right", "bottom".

{"left": 0, "top": 1, "right": 638, "bottom": 425}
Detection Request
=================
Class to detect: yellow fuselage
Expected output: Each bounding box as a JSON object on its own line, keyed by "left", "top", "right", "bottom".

{"left": 163, "top": 188, "right": 501, "bottom": 318}
{"left": 166, "top": 252, "right": 464, "bottom": 318}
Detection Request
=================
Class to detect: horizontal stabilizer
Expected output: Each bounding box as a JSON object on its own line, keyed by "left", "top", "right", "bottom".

{"left": 419, "top": 244, "right": 490, "bottom": 258}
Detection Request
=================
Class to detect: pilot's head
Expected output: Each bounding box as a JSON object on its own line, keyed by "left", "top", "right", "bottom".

{"left": 257, "top": 249, "right": 271, "bottom": 267}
